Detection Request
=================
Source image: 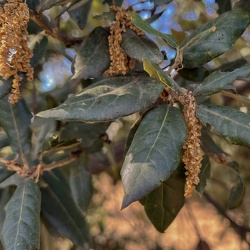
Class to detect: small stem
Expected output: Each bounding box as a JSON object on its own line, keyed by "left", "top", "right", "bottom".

{"left": 42, "top": 155, "right": 78, "bottom": 172}
{"left": 221, "top": 90, "right": 250, "bottom": 107}
{"left": 29, "top": 11, "right": 84, "bottom": 46}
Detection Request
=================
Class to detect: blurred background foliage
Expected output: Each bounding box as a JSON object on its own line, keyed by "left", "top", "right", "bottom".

{"left": 0, "top": 0, "right": 250, "bottom": 249}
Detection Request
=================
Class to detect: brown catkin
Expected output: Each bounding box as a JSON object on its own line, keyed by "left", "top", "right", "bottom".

{"left": 178, "top": 91, "right": 202, "bottom": 198}
{"left": 0, "top": 0, "right": 33, "bottom": 104}
{"left": 104, "top": 6, "right": 144, "bottom": 77}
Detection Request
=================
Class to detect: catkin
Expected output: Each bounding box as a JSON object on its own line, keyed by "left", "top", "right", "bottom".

{"left": 178, "top": 91, "right": 202, "bottom": 198}
{"left": 104, "top": 6, "right": 144, "bottom": 77}
{"left": 0, "top": 0, "right": 33, "bottom": 104}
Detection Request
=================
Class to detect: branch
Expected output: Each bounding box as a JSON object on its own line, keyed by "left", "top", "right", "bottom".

{"left": 203, "top": 191, "right": 250, "bottom": 243}
{"left": 29, "top": 11, "right": 84, "bottom": 46}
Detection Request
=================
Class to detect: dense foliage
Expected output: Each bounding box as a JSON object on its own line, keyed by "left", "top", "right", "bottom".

{"left": 0, "top": 0, "right": 250, "bottom": 249}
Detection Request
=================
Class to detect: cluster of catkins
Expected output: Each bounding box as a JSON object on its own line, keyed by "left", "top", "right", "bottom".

{"left": 104, "top": 6, "right": 144, "bottom": 76}
{"left": 178, "top": 91, "right": 202, "bottom": 198}
{"left": 0, "top": 0, "right": 33, "bottom": 104}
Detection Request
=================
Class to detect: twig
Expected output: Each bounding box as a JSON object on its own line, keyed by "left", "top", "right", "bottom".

{"left": 29, "top": 11, "right": 84, "bottom": 46}
{"left": 203, "top": 191, "right": 250, "bottom": 244}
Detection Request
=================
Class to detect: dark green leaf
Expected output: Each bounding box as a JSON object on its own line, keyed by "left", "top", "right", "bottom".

{"left": 143, "top": 60, "right": 184, "bottom": 94}
{"left": 41, "top": 171, "right": 89, "bottom": 247}
{"left": 30, "top": 35, "right": 48, "bottom": 68}
{"left": 197, "top": 104, "right": 250, "bottom": 148}
{"left": 36, "top": 74, "right": 164, "bottom": 122}
{"left": 31, "top": 117, "right": 57, "bottom": 155}
{"left": 181, "top": 10, "right": 250, "bottom": 68}
{"left": 71, "top": 27, "right": 110, "bottom": 80}
{"left": 70, "top": 160, "right": 93, "bottom": 212}
{"left": 196, "top": 156, "right": 211, "bottom": 194}
{"left": 154, "top": 0, "right": 173, "bottom": 5}
{"left": 60, "top": 122, "right": 109, "bottom": 153}
{"left": 215, "top": 0, "right": 231, "bottom": 14}
{"left": 1, "top": 180, "right": 41, "bottom": 250}
{"left": 26, "top": 0, "right": 41, "bottom": 11}
{"left": 141, "top": 167, "right": 185, "bottom": 232}
{"left": 103, "top": 0, "right": 122, "bottom": 6}
{"left": 0, "top": 187, "right": 15, "bottom": 233}
{"left": 0, "top": 96, "right": 32, "bottom": 154}
{"left": 129, "top": 13, "right": 178, "bottom": 48}
{"left": 68, "top": 0, "right": 92, "bottom": 29}
{"left": 0, "top": 167, "right": 14, "bottom": 184}
{"left": 200, "top": 128, "right": 228, "bottom": 157}
{"left": 121, "top": 29, "right": 163, "bottom": 64}
{"left": 228, "top": 176, "right": 245, "bottom": 209}
{"left": 178, "top": 67, "right": 210, "bottom": 82}
{"left": 193, "top": 64, "right": 250, "bottom": 96}
{"left": 121, "top": 105, "right": 187, "bottom": 209}
{"left": 0, "top": 78, "right": 12, "bottom": 99}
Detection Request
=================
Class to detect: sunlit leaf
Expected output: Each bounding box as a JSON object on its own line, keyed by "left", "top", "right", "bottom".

{"left": 121, "top": 29, "right": 163, "bottom": 64}
{"left": 71, "top": 27, "right": 110, "bottom": 80}
{"left": 193, "top": 64, "right": 250, "bottom": 96}
{"left": 0, "top": 78, "right": 12, "bottom": 100}
{"left": 196, "top": 156, "right": 211, "bottom": 194}
{"left": 140, "top": 167, "right": 185, "bottom": 232}
{"left": 181, "top": 10, "right": 250, "bottom": 68}
{"left": 143, "top": 60, "right": 183, "bottom": 94}
{"left": 36, "top": 74, "right": 164, "bottom": 122}
{"left": 70, "top": 160, "right": 93, "bottom": 211}
{"left": 197, "top": 104, "right": 250, "bottom": 148}
{"left": 228, "top": 176, "right": 245, "bottom": 209}
{"left": 129, "top": 13, "right": 178, "bottom": 48}
{"left": 1, "top": 180, "right": 41, "bottom": 250}
{"left": 121, "top": 105, "right": 187, "bottom": 209}
{"left": 0, "top": 96, "right": 32, "bottom": 154}
{"left": 41, "top": 171, "right": 90, "bottom": 247}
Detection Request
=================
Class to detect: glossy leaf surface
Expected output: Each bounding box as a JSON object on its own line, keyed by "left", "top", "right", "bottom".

{"left": 121, "top": 105, "right": 187, "bottom": 209}
{"left": 37, "top": 75, "right": 164, "bottom": 122}
{"left": 181, "top": 10, "right": 250, "bottom": 68}
{"left": 1, "top": 180, "right": 41, "bottom": 250}
{"left": 193, "top": 64, "right": 250, "bottom": 96}
{"left": 197, "top": 104, "right": 250, "bottom": 148}
{"left": 129, "top": 13, "right": 178, "bottom": 48}
{"left": 141, "top": 167, "right": 185, "bottom": 232}
{"left": 0, "top": 96, "right": 32, "bottom": 154}
{"left": 72, "top": 27, "right": 110, "bottom": 80}
{"left": 121, "top": 29, "right": 163, "bottom": 64}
